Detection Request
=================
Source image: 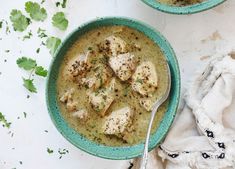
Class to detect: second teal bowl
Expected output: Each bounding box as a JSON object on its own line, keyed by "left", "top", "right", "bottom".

{"left": 142, "top": 0, "right": 225, "bottom": 14}
{"left": 46, "top": 17, "right": 181, "bottom": 160}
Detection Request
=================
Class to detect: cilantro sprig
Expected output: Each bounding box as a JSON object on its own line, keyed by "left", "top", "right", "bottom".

{"left": 17, "top": 57, "right": 48, "bottom": 93}
{"left": 52, "top": 12, "right": 68, "bottom": 31}
{"left": 25, "top": 1, "right": 47, "bottom": 21}
{"left": 10, "top": 10, "right": 30, "bottom": 32}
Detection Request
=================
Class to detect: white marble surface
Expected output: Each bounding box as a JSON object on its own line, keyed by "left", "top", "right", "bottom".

{"left": 0, "top": 0, "right": 235, "bottom": 169}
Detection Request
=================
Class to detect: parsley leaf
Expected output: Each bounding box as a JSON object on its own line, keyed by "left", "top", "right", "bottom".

{"left": 0, "top": 112, "right": 11, "bottom": 128}
{"left": 23, "top": 78, "right": 37, "bottom": 93}
{"left": 46, "top": 36, "right": 61, "bottom": 55}
{"left": 52, "top": 12, "right": 68, "bottom": 31}
{"left": 35, "top": 66, "right": 47, "bottom": 77}
{"left": 17, "top": 57, "right": 37, "bottom": 70}
{"left": 10, "top": 10, "right": 30, "bottom": 32}
{"left": 25, "top": 1, "right": 47, "bottom": 21}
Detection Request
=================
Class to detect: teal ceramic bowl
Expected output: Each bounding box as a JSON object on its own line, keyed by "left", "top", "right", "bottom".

{"left": 46, "top": 17, "right": 180, "bottom": 160}
{"left": 142, "top": 0, "right": 225, "bottom": 14}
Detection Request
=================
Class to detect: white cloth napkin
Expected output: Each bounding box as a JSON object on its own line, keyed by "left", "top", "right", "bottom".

{"left": 122, "top": 53, "right": 235, "bottom": 169}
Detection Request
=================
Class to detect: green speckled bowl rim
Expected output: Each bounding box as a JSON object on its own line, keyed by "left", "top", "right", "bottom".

{"left": 46, "top": 17, "right": 181, "bottom": 160}
{"left": 141, "top": 0, "right": 226, "bottom": 14}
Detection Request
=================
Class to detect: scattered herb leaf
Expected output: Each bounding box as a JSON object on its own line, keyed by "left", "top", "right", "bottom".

{"left": 37, "top": 27, "right": 47, "bottom": 38}
{"left": 22, "top": 30, "right": 33, "bottom": 40}
{"left": 136, "top": 79, "right": 143, "bottom": 84}
{"left": 35, "top": 66, "right": 47, "bottom": 77}
{"left": 16, "top": 57, "right": 37, "bottom": 70}
{"left": 47, "top": 148, "right": 54, "bottom": 154}
{"left": 23, "top": 78, "right": 37, "bottom": 93}
{"left": 61, "top": 0, "right": 67, "bottom": 8}
{"left": 56, "top": 2, "right": 60, "bottom": 7}
{"left": 0, "top": 112, "right": 11, "bottom": 128}
{"left": 41, "top": 0, "right": 45, "bottom": 4}
{"left": 58, "top": 148, "right": 69, "bottom": 159}
{"left": 25, "top": 1, "right": 47, "bottom": 21}
{"left": 46, "top": 36, "right": 61, "bottom": 55}
{"left": 36, "top": 48, "right": 40, "bottom": 53}
{"left": 52, "top": 12, "right": 68, "bottom": 31}
{"left": 0, "top": 21, "right": 2, "bottom": 29}
{"left": 5, "top": 50, "right": 10, "bottom": 53}
{"left": 23, "top": 112, "right": 27, "bottom": 118}
{"left": 10, "top": 10, "right": 30, "bottom": 32}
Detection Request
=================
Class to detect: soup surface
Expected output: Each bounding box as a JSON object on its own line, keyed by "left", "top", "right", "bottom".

{"left": 57, "top": 25, "right": 169, "bottom": 146}
{"left": 158, "top": 0, "right": 203, "bottom": 6}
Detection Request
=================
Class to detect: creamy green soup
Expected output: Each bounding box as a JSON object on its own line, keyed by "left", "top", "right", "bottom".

{"left": 57, "top": 26, "right": 169, "bottom": 146}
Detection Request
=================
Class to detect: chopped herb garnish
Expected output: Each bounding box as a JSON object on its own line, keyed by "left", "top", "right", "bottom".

{"left": 52, "top": 12, "right": 68, "bottom": 31}
{"left": 58, "top": 148, "right": 69, "bottom": 159}
{"left": 56, "top": 0, "right": 67, "bottom": 8}
{"left": 41, "top": 0, "right": 45, "bottom": 4}
{"left": 46, "top": 36, "right": 61, "bottom": 55}
{"left": 36, "top": 48, "right": 40, "bottom": 53}
{"left": 10, "top": 10, "right": 30, "bottom": 32}
{"left": 5, "top": 50, "right": 10, "bottom": 53}
{"left": 23, "top": 112, "right": 27, "bottom": 118}
{"left": 47, "top": 148, "right": 54, "bottom": 154}
{"left": 88, "top": 47, "right": 92, "bottom": 50}
{"left": 19, "top": 161, "right": 23, "bottom": 165}
{"left": 22, "top": 30, "right": 33, "bottom": 40}
{"left": 25, "top": 1, "right": 47, "bottom": 21}
{"left": 0, "top": 21, "right": 2, "bottom": 29}
{"left": 56, "top": 2, "right": 60, "bottom": 7}
{"left": 61, "top": 0, "right": 67, "bottom": 8}
{"left": 0, "top": 112, "right": 11, "bottom": 128}
{"left": 37, "top": 28, "right": 47, "bottom": 38}
{"left": 136, "top": 79, "right": 143, "bottom": 84}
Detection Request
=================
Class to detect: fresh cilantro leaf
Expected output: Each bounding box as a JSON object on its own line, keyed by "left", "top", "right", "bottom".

{"left": 25, "top": 1, "right": 47, "bottom": 21}
{"left": 61, "top": 0, "right": 67, "bottom": 8}
{"left": 5, "top": 50, "right": 10, "bottom": 53}
{"left": 47, "top": 148, "right": 54, "bottom": 154}
{"left": 10, "top": 10, "right": 30, "bottom": 32}
{"left": 0, "top": 21, "right": 2, "bottom": 29}
{"left": 35, "top": 66, "right": 47, "bottom": 77}
{"left": 23, "top": 78, "right": 37, "bottom": 93}
{"left": 17, "top": 57, "right": 37, "bottom": 70}
{"left": 0, "top": 112, "right": 11, "bottom": 128}
{"left": 52, "top": 12, "right": 68, "bottom": 31}
{"left": 46, "top": 36, "right": 61, "bottom": 55}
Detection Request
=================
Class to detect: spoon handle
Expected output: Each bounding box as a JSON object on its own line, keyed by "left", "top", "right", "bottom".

{"left": 140, "top": 103, "right": 160, "bottom": 169}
